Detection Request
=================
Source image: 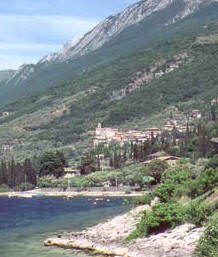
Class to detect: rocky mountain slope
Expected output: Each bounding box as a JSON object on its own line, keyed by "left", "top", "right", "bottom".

{"left": 0, "top": 70, "right": 15, "bottom": 83}
{"left": 40, "top": 0, "right": 204, "bottom": 64}
{"left": 0, "top": 0, "right": 215, "bottom": 106}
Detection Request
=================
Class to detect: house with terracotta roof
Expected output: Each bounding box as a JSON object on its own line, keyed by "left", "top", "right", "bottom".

{"left": 143, "top": 155, "right": 180, "bottom": 166}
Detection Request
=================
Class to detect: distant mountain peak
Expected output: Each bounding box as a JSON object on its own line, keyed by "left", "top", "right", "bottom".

{"left": 39, "top": 0, "right": 208, "bottom": 65}
{"left": 3, "top": 0, "right": 215, "bottom": 95}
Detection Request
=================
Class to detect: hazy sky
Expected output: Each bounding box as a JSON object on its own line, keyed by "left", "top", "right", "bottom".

{"left": 0, "top": 0, "right": 139, "bottom": 70}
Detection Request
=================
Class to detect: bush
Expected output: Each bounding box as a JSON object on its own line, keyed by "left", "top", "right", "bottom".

{"left": 161, "top": 167, "right": 192, "bottom": 184}
{"left": 128, "top": 202, "right": 184, "bottom": 239}
{"left": 153, "top": 182, "right": 176, "bottom": 202}
{"left": 185, "top": 199, "right": 218, "bottom": 226}
{"left": 187, "top": 168, "right": 218, "bottom": 198}
{"left": 0, "top": 184, "right": 10, "bottom": 192}
{"left": 125, "top": 188, "right": 132, "bottom": 194}
{"left": 206, "top": 155, "right": 218, "bottom": 169}
{"left": 152, "top": 165, "right": 193, "bottom": 202}
{"left": 37, "top": 175, "right": 60, "bottom": 188}
{"left": 14, "top": 183, "right": 35, "bottom": 192}
{"left": 194, "top": 211, "right": 218, "bottom": 257}
{"left": 132, "top": 193, "right": 153, "bottom": 206}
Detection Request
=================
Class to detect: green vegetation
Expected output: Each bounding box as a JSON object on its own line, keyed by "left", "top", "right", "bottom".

{"left": 0, "top": 184, "right": 10, "bottom": 192}
{"left": 146, "top": 160, "right": 169, "bottom": 184}
{"left": 185, "top": 198, "right": 218, "bottom": 226}
{"left": 1, "top": 4, "right": 218, "bottom": 162}
{"left": 129, "top": 156, "right": 218, "bottom": 241}
{"left": 194, "top": 211, "right": 218, "bottom": 257}
{"left": 0, "top": 2, "right": 217, "bottom": 253}
{"left": 39, "top": 151, "right": 67, "bottom": 178}
{"left": 129, "top": 202, "right": 184, "bottom": 239}
{"left": 0, "top": 158, "right": 36, "bottom": 190}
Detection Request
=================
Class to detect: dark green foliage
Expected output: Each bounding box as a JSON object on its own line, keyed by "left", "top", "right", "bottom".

{"left": 161, "top": 166, "right": 192, "bottom": 184}
{"left": 14, "top": 182, "right": 35, "bottom": 192}
{"left": 153, "top": 165, "right": 192, "bottom": 202}
{"left": 153, "top": 182, "right": 176, "bottom": 203}
{"left": 187, "top": 168, "right": 218, "bottom": 198}
{"left": 0, "top": 184, "right": 10, "bottom": 192}
{"left": 0, "top": 158, "right": 36, "bottom": 189}
{"left": 39, "top": 151, "right": 67, "bottom": 178}
{"left": 79, "top": 155, "right": 96, "bottom": 175}
{"left": 132, "top": 193, "right": 153, "bottom": 206}
{"left": 128, "top": 202, "right": 184, "bottom": 239}
{"left": 206, "top": 154, "right": 218, "bottom": 169}
{"left": 147, "top": 160, "right": 169, "bottom": 184}
{"left": 194, "top": 211, "right": 218, "bottom": 257}
{"left": 185, "top": 199, "right": 218, "bottom": 226}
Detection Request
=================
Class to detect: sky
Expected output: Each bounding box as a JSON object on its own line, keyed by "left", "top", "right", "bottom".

{"left": 0, "top": 0, "right": 139, "bottom": 70}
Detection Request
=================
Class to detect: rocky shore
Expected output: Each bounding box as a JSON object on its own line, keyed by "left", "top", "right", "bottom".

{"left": 44, "top": 205, "right": 203, "bottom": 257}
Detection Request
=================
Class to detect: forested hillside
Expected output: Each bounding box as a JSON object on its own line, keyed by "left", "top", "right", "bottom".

{"left": 0, "top": 1, "right": 218, "bottom": 162}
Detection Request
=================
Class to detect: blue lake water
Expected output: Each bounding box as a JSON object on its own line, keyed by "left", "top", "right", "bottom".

{"left": 0, "top": 196, "right": 129, "bottom": 257}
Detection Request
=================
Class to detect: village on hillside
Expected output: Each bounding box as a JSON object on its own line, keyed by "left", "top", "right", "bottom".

{"left": 90, "top": 109, "right": 203, "bottom": 147}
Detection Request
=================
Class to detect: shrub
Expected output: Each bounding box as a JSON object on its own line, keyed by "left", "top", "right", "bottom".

{"left": 187, "top": 168, "right": 218, "bottom": 198}
{"left": 14, "top": 183, "right": 35, "bottom": 192}
{"left": 153, "top": 166, "right": 192, "bottom": 202}
{"left": 185, "top": 199, "right": 218, "bottom": 226}
{"left": 132, "top": 193, "right": 153, "bottom": 206}
{"left": 125, "top": 188, "right": 132, "bottom": 194}
{"left": 161, "top": 167, "right": 192, "bottom": 184}
{"left": 37, "top": 175, "right": 60, "bottom": 188}
{"left": 153, "top": 182, "right": 176, "bottom": 202}
{"left": 128, "top": 202, "right": 184, "bottom": 239}
{"left": 206, "top": 154, "right": 218, "bottom": 169}
{"left": 194, "top": 211, "right": 218, "bottom": 257}
{"left": 0, "top": 184, "right": 10, "bottom": 192}
{"left": 192, "top": 158, "right": 209, "bottom": 177}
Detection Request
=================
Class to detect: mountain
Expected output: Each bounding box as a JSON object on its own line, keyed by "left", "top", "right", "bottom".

{"left": 1, "top": 0, "right": 218, "bottom": 162}
{"left": 0, "top": 0, "right": 215, "bottom": 106}
{"left": 0, "top": 70, "right": 15, "bottom": 83}
{"left": 39, "top": 0, "right": 203, "bottom": 63}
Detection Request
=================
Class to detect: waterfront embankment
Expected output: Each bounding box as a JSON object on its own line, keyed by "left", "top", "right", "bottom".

{"left": 0, "top": 188, "right": 146, "bottom": 198}
{"left": 44, "top": 205, "right": 203, "bottom": 257}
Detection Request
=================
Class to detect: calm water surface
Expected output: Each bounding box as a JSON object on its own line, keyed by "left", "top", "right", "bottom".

{"left": 0, "top": 196, "right": 129, "bottom": 257}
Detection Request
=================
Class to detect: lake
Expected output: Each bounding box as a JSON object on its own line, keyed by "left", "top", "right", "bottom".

{"left": 0, "top": 196, "right": 129, "bottom": 257}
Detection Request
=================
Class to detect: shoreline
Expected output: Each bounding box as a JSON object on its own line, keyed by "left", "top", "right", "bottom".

{"left": 0, "top": 189, "right": 146, "bottom": 198}
{"left": 44, "top": 205, "right": 203, "bottom": 257}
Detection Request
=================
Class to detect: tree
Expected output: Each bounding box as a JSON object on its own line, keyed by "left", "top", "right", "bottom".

{"left": 113, "top": 151, "right": 121, "bottom": 169}
{"left": 211, "top": 106, "right": 216, "bottom": 121}
{"left": 23, "top": 158, "right": 37, "bottom": 186}
{"left": 142, "top": 176, "right": 155, "bottom": 189}
{"left": 147, "top": 160, "right": 169, "bottom": 184}
{"left": 39, "top": 151, "right": 67, "bottom": 178}
{"left": 79, "top": 155, "right": 96, "bottom": 175}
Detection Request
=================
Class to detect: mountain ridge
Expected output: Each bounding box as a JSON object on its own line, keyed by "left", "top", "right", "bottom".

{"left": 0, "top": 0, "right": 218, "bottom": 161}
{"left": 0, "top": 0, "right": 213, "bottom": 104}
